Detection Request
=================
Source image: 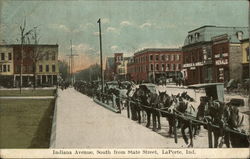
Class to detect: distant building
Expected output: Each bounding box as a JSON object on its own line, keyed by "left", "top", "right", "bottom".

{"left": 0, "top": 44, "right": 59, "bottom": 87}
{"left": 105, "top": 57, "right": 115, "bottom": 81}
{"left": 0, "top": 45, "right": 14, "bottom": 87}
{"left": 182, "top": 25, "right": 248, "bottom": 85}
{"left": 241, "top": 38, "right": 249, "bottom": 80}
{"left": 127, "top": 48, "right": 183, "bottom": 83}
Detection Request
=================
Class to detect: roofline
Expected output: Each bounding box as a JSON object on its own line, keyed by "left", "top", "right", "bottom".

{"left": 0, "top": 44, "right": 59, "bottom": 47}
{"left": 134, "top": 48, "right": 182, "bottom": 55}
{"left": 188, "top": 25, "right": 248, "bottom": 33}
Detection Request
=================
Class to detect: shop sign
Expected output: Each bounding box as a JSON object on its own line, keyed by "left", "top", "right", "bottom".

{"left": 215, "top": 59, "right": 228, "bottom": 65}
{"left": 190, "top": 67, "right": 196, "bottom": 70}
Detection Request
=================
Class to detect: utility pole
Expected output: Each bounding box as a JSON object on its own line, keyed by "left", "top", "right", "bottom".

{"left": 66, "top": 40, "right": 78, "bottom": 85}
{"left": 97, "top": 18, "right": 104, "bottom": 93}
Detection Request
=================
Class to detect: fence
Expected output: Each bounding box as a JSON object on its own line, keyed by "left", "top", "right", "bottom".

{"left": 92, "top": 92, "right": 249, "bottom": 148}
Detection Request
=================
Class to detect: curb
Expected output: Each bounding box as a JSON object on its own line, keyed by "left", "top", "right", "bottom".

{"left": 93, "top": 98, "right": 120, "bottom": 113}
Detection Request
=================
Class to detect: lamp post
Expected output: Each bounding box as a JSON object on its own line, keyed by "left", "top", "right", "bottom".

{"left": 97, "top": 18, "right": 104, "bottom": 93}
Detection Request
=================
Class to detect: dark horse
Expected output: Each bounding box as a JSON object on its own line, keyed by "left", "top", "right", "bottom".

{"left": 158, "top": 91, "right": 175, "bottom": 135}
{"left": 227, "top": 104, "right": 249, "bottom": 147}
{"left": 138, "top": 85, "right": 161, "bottom": 131}
{"left": 203, "top": 99, "right": 231, "bottom": 148}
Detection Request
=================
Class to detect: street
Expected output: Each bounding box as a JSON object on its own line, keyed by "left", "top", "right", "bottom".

{"left": 54, "top": 88, "right": 180, "bottom": 148}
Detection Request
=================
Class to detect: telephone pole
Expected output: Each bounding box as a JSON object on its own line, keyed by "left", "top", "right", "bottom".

{"left": 66, "top": 40, "right": 78, "bottom": 85}
{"left": 97, "top": 18, "right": 104, "bottom": 93}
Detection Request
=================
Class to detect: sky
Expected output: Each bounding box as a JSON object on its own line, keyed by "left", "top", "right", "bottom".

{"left": 0, "top": 0, "right": 248, "bottom": 71}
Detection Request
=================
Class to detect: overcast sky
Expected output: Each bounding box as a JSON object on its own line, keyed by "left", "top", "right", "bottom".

{"left": 0, "top": 0, "right": 248, "bottom": 71}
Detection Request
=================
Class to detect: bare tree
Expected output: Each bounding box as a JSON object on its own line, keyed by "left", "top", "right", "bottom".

{"left": 19, "top": 18, "right": 38, "bottom": 92}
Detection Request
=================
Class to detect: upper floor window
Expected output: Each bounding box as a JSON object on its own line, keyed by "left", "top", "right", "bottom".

{"left": 166, "top": 55, "right": 169, "bottom": 61}
{"left": 39, "top": 65, "right": 43, "bottom": 72}
{"left": 8, "top": 53, "right": 12, "bottom": 60}
{"left": 156, "top": 64, "right": 159, "bottom": 71}
{"left": 236, "top": 31, "right": 243, "bottom": 40}
{"left": 150, "top": 55, "right": 153, "bottom": 61}
{"left": 176, "top": 55, "right": 180, "bottom": 61}
{"left": 171, "top": 55, "right": 174, "bottom": 61}
{"left": 0, "top": 65, "right": 2, "bottom": 72}
{"left": 7, "top": 65, "right": 10, "bottom": 72}
{"left": 3, "top": 65, "right": 6, "bottom": 72}
{"left": 46, "top": 65, "right": 49, "bottom": 72}
{"left": 52, "top": 53, "right": 56, "bottom": 60}
{"left": 1, "top": 53, "right": 5, "bottom": 60}
{"left": 150, "top": 64, "right": 154, "bottom": 71}
{"left": 161, "top": 55, "right": 165, "bottom": 61}
{"left": 155, "top": 55, "right": 159, "bottom": 61}
{"left": 52, "top": 65, "right": 56, "bottom": 72}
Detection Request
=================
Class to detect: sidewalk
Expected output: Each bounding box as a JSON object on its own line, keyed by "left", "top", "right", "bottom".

{"left": 0, "top": 96, "right": 55, "bottom": 99}
{"left": 53, "top": 88, "right": 180, "bottom": 148}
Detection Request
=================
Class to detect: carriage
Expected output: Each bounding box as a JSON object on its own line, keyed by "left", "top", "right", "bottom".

{"left": 187, "top": 83, "right": 225, "bottom": 102}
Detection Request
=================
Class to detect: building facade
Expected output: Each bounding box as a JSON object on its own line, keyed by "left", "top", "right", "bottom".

{"left": 104, "top": 57, "right": 115, "bottom": 81}
{"left": 127, "top": 48, "right": 183, "bottom": 83}
{"left": 182, "top": 25, "right": 248, "bottom": 85}
{"left": 0, "top": 44, "right": 59, "bottom": 87}
{"left": 0, "top": 45, "right": 14, "bottom": 87}
{"left": 241, "top": 38, "right": 249, "bottom": 80}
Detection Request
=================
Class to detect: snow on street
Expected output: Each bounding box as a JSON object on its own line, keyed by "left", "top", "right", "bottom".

{"left": 54, "top": 88, "right": 179, "bottom": 148}
{"left": 53, "top": 86, "right": 249, "bottom": 148}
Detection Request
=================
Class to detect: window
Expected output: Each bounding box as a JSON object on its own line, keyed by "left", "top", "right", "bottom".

{"left": 3, "top": 65, "right": 6, "bottom": 72}
{"left": 161, "top": 55, "right": 165, "bottom": 61}
{"left": 7, "top": 65, "right": 10, "bottom": 72}
{"left": 155, "top": 55, "right": 159, "bottom": 61}
{"left": 161, "top": 64, "right": 165, "bottom": 71}
{"left": 52, "top": 53, "right": 56, "bottom": 60}
{"left": 246, "top": 47, "right": 249, "bottom": 61}
{"left": 150, "top": 55, "right": 153, "bottom": 61}
{"left": 166, "top": 64, "right": 170, "bottom": 71}
{"left": 179, "top": 64, "right": 181, "bottom": 70}
{"left": 46, "top": 65, "right": 49, "bottom": 72}
{"left": 150, "top": 64, "right": 154, "bottom": 71}
{"left": 156, "top": 64, "right": 159, "bottom": 71}
{"left": 0, "top": 65, "right": 2, "bottom": 72}
{"left": 1, "top": 53, "right": 5, "bottom": 60}
{"left": 176, "top": 55, "right": 180, "bottom": 61}
{"left": 39, "top": 65, "right": 43, "bottom": 72}
{"left": 52, "top": 65, "right": 56, "bottom": 72}
{"left": 170, "top": 55, "right": 174, "bottom": 61}
{"left": 172, "top": 64, "right": 175, "bottom": 71}
{"left": 166, "top": 55, "right": 169, "bottom": 61}
{"left": 8, "top": 53, "right": 12, "bottom": 60}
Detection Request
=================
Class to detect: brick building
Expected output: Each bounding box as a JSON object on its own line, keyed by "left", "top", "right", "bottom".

{"left": 182, "top": 25, "right": 248, "bottom": 85}
{"left": 0, "top": 44, "right": 59, "bottom": 87}
{"left": 127, "top": 48, "right": 183, "bottom": 83}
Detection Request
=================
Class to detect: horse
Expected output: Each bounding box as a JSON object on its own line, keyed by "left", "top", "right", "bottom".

{"left": 172, "top": 96, "right": 198, "bottom": 147}
{"left": 203, "top": 99, "right": 231, "bottom": 148}
{"left": 226, "top": 104, "right": 249, "bottom": 148}
{"left": 137, "top": 85, "right": 161, "bottom": 131}
{"left": 158, "top": 91, "right": 175, "bottom": 135}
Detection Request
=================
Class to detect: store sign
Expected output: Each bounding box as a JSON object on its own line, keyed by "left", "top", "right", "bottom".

{"left": 183, "top": 62, "right": 204, "bottom": 68}
{"left": 215, "top": 59, "right": 228, "bottom": 65}
{"left": 190, "top": 67, "right": 196, "bottom": 70}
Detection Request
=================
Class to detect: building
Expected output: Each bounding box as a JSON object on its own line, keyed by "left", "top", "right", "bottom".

{"left": 182, "top": 25, "right": 248, "bottom": 85}
{"left": 0, "top": 45, "right": 14, "bottom": 87}
{"left": 104, "top": 57, "right": 115, "bottom": 81}
{"left": 113, "top": 53, "right": 130, "bottom": 80}
{"left": 0, "top": 44, "right": 59, "bottom": 87}
{"left": 212, "top": 34, "right": 245, "bottom": 83}
{"left": 241, "top": 38, "right": 249, "bottom": 80}
{"left": 127, "top": 48, "right": 183, "bottom": 83}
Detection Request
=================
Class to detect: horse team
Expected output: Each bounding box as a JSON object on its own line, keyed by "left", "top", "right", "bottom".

{"left": 73, "top": 80, "right": 249, "bottom": 148}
